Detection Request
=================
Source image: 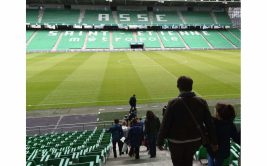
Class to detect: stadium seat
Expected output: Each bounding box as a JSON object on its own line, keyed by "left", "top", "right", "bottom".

{"left": 27, "top": 31, "right": 60, "bottom": 51}
{"left": 213, "top": 12, "right": 232, "bottom": 26}
{"left": 152, "top": 11, "right": 183, "bottom": 26}
{"left": 26, "top": 31, "right": 35, "bottom": 42}
{"left": 46, "top": 157, "right": 68, "bottom": 166}
{"left": 26, "top": 9, "right": 39, "bottom": 25}
{"left": 78, "top": 155, "right": 101, "bottom": 166}
{"left": 86, "top": 31, "right": 110, "bottom": 49}
{"left": 112, "top": 31, "right": 135, "bottom": 49}
{"left": 136, "top": 31, "right": 161, "bottom": 48}
{"left": 232, "top": 160, "right": 239, "bottom": 166}
{"left": 117, "top": 10, "right": 150, "bottom": 26}
{"left": 195, "top": 146, "right": 208, "bottom": 164}
{"left": 68, "top": 162, "right": 94, "bottom": 166}
{"left": 201, "top": 30, "right": 234, "bottom": 48}
{"left": 57, "top": 31, "right": 86, "bottom": 50}
{"left": 41, "top": 9, "right": 80, "bottom": 25}
{"left": 157, "top": 31, "right": 185, "bottom": 48}
{"left": 182, "top": 11, "right": 215, "bottom": 25}
{"left": 179, "top": 31, "right": 210, "bottom": 49}
{"left": 228, "top": 29, "right": 241, "bottom": 39}
{"left": 83, "top": 10, "right": 115, "bottom": 26}
{"left": 219, "top": 30, "right": 240, "bottom": 48}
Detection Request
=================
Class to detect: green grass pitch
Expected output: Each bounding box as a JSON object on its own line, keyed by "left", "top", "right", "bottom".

{"left": 26, "top": 50, "right": 240, "bottom": 111}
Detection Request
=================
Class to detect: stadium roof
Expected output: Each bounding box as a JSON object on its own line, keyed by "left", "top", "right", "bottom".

{"left": 27, "top": 0, "right": 240, "bottom": 7}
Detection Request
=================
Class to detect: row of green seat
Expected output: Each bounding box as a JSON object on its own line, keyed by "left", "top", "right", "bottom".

{"left": 26, "top": 29, "right": 240, "bottom": 51}
{"left": 26, "top": 9, "right": 232, "bottom": 26}
{"left": 26, "top": 128, "right": 112, "bottom": 166}
{"left": 195, "top": 140, "right": 240, "bottom": 166}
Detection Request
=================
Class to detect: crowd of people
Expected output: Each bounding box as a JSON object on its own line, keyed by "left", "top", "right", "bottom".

{"left": 108, "top": 76, "right": 240, "bottom": 166}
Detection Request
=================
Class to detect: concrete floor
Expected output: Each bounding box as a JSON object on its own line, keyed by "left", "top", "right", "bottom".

{"left": 106, "top": 145, "right": 204, "bottom": 166}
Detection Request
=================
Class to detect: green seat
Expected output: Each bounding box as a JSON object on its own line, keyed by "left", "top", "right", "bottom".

{"left": 68, "top": 161, "right": 94, "bottom": 166}
{"left": 46, "top": 158, "right": 65, "bottom": 166}
{"left": 61, "top": 153, "right": 79, "bottom": 163}
{"left": 87, "top": 151, "right": 105, "bottom": 163}
{"left": 229, "top": 149, "right": 239, "bottom": 162}
{"left": 163, "top": 139, "right": 169, "bottom": 150}
{"left": 26, "top": 160, "right": 35, "bottom": 166}
{"left": 232, "top": 160, "right": 239, "bottom": 166}
{"left": 195, "top": 146, "right": 208, "bottom": 165}
{"left": 195, "top": 146, "right": 207, "bottom": 160}
{"left": 222, "top": 157, "right": 230, "bottom": 166}
{"left": 79, "top": 155, "right": 101, "bottom": 166}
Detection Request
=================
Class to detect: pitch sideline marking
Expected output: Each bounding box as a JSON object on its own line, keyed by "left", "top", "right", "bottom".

{"left": 27, "top": 93, "right": 240, "bottom": 107}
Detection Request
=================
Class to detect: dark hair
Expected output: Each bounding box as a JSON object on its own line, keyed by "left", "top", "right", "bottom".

{"left": 114, "top": 119, "right": 119, "bottom": 124}
{"left": 177, "top": 76, "right": 193, "bottom": 92}
{"left": 146, "top": 110, "right": 155, "bottom": 120}
{"left": 215, "top": 103, "right": 236, "bottom": 122}
{"left": 131, "top": 118, "right": 138, "bottom": 125}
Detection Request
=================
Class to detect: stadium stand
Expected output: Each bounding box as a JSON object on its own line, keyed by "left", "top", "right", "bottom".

{"left": 26, "top": 128, "right": 111, "bottom": 166}
{"left": 26, "top": 30, "right": 240, "bottom": 51}
{"left": 26, "top": 9, "right": 39, "bottom": 25}
{"left": 228, "top": 29, "right": 241, "bottom": 39}
{"left": 86, "top": 31, "right": 110, "bottom": 49}
{"left": 117, "top": 10, "right": 150, "bottom": 26}
{"left": 27, "top": 31, "right": 60, "bottom": 51}
{"left": 213, "top": 11, "right": 232, "bottom": 26}
{"left": 136, "top": 31, "right": 161, "bottom": 48}
{"left": 179, "top": 31, "right": 210, "bottom": 49}
{"left": 26, "top": 31, "right": 34, "bottom": 42}
{"left": 152, "top": 11, "right": 183, "bottom": 26}
{"left": 112, "top": 31, "right": 135, "bottom": 49}
{"left": 41, "top": 9, "right": 80, "bottom": 25}
{"left": 219, "top": 30, "right": 241, "bottom": 48}
{"left": 182, "top": 11, "right": 215, "bottom": 25}
{"left": 201, "top": 30, "right": 235, "bottom": 48}
{"left": 57, "top": 31, "right": 86, "bottom": 50}
{"left": 83, "top": 10, "right": 116, "bottom": 26}
{"left": 157, "top": 31, "right": 186, "bottom": 48}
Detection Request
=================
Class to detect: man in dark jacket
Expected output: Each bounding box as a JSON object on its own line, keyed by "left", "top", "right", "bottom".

{"left": 129, "top": 94, "right": 137, "bottom": 111}
{"left": 144, "top": 110, "right": 161, "bottom": 158}
{"left": 109, "top": 119, "right": 123, "bottom": 158}
{"left": 157, "top": 76, "right": 218, "bottom": 166}
{"left": 127, "top": 118, "right": 143, "bottom": 159}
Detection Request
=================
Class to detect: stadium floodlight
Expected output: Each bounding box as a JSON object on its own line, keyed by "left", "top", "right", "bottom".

{"left": 106, "top": 0, "right": 112, "bottom": 2}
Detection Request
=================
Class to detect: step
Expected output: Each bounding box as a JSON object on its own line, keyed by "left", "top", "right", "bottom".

{"left": 107, "top": 145, "right": 203, "bottom": 166}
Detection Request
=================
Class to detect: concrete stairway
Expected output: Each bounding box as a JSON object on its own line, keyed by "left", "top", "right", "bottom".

{"left": 106, "top": 145, "right": 203, "bottom": 166}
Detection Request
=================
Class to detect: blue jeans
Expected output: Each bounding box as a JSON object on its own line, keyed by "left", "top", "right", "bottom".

{"left": 208, "top": 154, "right": 224, "bottom": 166}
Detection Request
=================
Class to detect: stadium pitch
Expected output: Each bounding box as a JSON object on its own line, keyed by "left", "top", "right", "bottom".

{"left": 26, "top": 50, "right": 240, "bottom": 111}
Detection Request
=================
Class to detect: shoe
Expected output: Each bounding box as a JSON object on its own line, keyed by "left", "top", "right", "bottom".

{"left": 150, "top": 155, "right": 156, "bottom": 158}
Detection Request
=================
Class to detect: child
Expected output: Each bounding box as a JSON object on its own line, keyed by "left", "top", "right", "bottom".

{"left": 208, "top": 103, "right": 240, "bottom": 166}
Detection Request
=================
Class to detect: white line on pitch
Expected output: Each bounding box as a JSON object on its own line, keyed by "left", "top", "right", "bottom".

{"left": 28, "top": 93, "right": 239, "bottom": 107}
{"left": 151, "top": 106, "right": 158, "bottom": 108}
{"left": 116, "top": 108, "right": 124, "bottom": 110}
